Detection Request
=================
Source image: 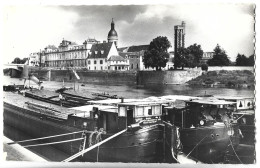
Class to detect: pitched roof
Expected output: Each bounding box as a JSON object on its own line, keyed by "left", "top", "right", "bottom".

{"left": 127, "top": 45, "right": 149, "bottom": 52}
{"left": 118, "top": 52, "right": 132, "bottom": 58}
{"left": 117, "top": 47, "right": 128, "bottom": 52}
{"left": 88, "top": 42, "right": 113, "bottom": 59}
{"left": 108, "top": 55, "right": 125, "bottom": 61}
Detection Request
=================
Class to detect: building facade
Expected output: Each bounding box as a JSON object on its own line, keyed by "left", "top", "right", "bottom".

{"left": 88, "top": 42, "right": 129, "bottom": 71}
{"left": 44, "top": 38, "right": 98, "bottom": 68}
{"left": 174, "top": 21, "right": 186, "bottom": 55}
{"left": 200, "top": 52, "right": 214, "bottom": 64}
{"left": 118, "top": 45, "right": 149, "bottom": 71}
{"left": 28, "top": 52, "right": 40, "bottom": 66}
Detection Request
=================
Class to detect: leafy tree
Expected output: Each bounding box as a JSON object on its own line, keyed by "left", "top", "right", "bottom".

{"left": 143, "top": 36, "right": 171, "bottom": 70}
{"left": 174, "top": 47, "right": 190, "bottom": 69}
{"left": 207, "top": 44, "right": 230, "bottom": 66}
{"left": 236, "top": 54, "right": 248, "bottom": 66}
{"left": 11, "top": 57, "right": 28, "bottom": 64}
{"left": 187, "top": 43, "right": 203, "bottom": 66}
{"left": 12, "top": 57, "right": 22, "bottom": 64}
{"left": 247, "top": 55, "right": 255, "bottom": 66}
{"left": 21, "top": 58, "right": 28, "bottom": 64}
{"left": 236, "top": 54, "right": 254, "bottom": 66}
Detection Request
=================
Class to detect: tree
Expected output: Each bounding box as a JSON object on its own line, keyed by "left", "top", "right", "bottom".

{"left": 21, "top": 58, "right": 28, "bottom": 64}
{"left": 236, "top": 54, "right": 248, "bottom": 66}
{"left": 11, "top": 57, "right": 28, "bottom": 64}
{"left": 187, "top": 43, "right": 203, "bottom": 66}
{"left": 207, "top": 44, "right": 230, "bottom": 66}
{"left": 248, "top": 55, "right": 255, "bottom": 66}
{"left": 235, "top": 54, "right": 254, "bottom": 66}
{"left": 174, "top": 47, "right": 192, "bottom": 69}
{"left": 143, "top": 36, "right": 171, "bottom": 70}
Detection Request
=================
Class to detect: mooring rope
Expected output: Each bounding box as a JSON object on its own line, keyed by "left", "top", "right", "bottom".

{"left": 186, "top": 132, "right": 209, "bottom": 158}
{"left": 228, "top": 137, "right": 243, "bottom": 164}
{"left": 22, "top": 137, "right": 84, "bottom": 148}
{"left": 8, "top": 130, "right": 84, "bottom": 145}
{"left": 62, "top": 129, "right": 127, "bottom": 162}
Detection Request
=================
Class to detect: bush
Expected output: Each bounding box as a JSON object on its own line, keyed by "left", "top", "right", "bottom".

{"left": 201, "top": 64, "right": 208, "bottom": 71}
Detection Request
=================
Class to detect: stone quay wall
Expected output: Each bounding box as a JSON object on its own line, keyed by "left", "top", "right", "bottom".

{"left": 30, "top": 68, "right": 137, "bottom": 85}
{"left": 29, "top": 66, "right": 252, "bottom": 85}
{"left": 137, "top": 69, "right": 202, "bottom": 85}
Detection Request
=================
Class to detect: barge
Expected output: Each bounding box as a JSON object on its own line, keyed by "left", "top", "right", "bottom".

{"left": 3, "top": 88, "right": 254, "bottom": 163}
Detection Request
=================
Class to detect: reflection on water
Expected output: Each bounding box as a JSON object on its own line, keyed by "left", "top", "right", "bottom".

{"left": 3, "top": 76, "right": 254, "bottom": 161}
{"left": 3, "top": 76, "right": 254, "bottom": 99}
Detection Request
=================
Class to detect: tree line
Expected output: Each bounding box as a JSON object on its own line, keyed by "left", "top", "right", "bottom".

{"left": 143, "top": 36, "right": 254, "bottom": 70}
{"left": 11, "top": 57, "right": 28, "bottom": 64}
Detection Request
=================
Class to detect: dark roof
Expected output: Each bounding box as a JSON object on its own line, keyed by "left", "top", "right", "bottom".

{"left": 117, "top": 47, "right": 128, "bottom": 52}
{"left": 118, "top": 52, "right": 132, "bottom": 58}
{"left": 127, "top": 45, "right": 149, "bottom": 52}
{"left": 108, "top": 29, "right": 118, "bottom": 37}
{"left": 108, "top": 55, "right": 125, "bottom": 61}
{"left": 88, "top": 42, "right": 113, "bottom": 59}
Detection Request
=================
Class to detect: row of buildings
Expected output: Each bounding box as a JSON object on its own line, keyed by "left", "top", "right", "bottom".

{"left": 28, "top": 19, "right": 212, "bottom": 70}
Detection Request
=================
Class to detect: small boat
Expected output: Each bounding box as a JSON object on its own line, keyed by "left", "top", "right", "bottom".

{"left": 162, "top": 97, "right": 241, "bottom": 163}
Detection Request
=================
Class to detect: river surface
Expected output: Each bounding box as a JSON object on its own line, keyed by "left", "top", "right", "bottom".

{"left": 2, "top": 76, "right": 254, "bottom": 162}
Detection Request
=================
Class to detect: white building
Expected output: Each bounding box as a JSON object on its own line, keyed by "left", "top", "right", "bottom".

{"left": 87, "top": 42, "right": 129, "bottom": 71}
{"left": 44, "top": 38, "right": 99, "bottom": 68}
{"left": 28, "top": 52, "right": 40, "bottom": 66}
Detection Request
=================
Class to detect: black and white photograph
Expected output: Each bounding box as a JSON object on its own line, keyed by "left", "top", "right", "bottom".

{"left": 0, "top": 0, "right": 258, "bottom": 167}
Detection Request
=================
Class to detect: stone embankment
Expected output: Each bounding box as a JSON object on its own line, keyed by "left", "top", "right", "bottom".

{"left": 187, "top": 70, "right": 255, "bottom": 89}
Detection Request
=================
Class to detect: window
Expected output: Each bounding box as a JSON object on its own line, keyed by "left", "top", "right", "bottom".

{"left": 131, "top": 64, "right": 133, "bottom": 69}
{"left": 100, "top": 60, "right": 103, "bottom": 64}
{"left": 119, "top": 107, "right": 126, "bottom": 116}
{"left": 94, "top": 60, "right": 97, "bottom": 64}
{"left": 101, "top": 66, "right": 103, "bottom": 70}
{"left": 94, "top": 66, "right": 96, "bottom": 70}
{"left": 136, "top": 107, "right": 144, "bottom": 116}
{"left": 88, "top": 60, "right": 91, "bottom": 64}
{"left": 136, "top": 64, "right": 139, "bottom": 69}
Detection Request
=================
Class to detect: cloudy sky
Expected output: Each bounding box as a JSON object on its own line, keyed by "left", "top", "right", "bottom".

{"left": 2, "top": 3, "right": 255, "bottom": 63}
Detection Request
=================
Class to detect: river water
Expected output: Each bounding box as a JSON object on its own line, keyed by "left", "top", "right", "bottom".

{"left": 2, "top": 76, "right": 254, "bottom": 162}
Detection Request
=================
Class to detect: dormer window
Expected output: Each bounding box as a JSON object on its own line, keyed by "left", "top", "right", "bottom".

{"left": 101, "top": 50, "right": 104, "bottom": 54}
{"left": 95, "top": 51, "right": 98, "bottom": 54}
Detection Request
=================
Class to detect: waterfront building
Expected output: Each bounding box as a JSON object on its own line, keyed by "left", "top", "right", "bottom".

{"left": 44, "top": 38, "right": 99, "bottom": 68}
{"left": 200, "top": 52, "right": 214, "bottom": 64}
{"left": 28, "top": 52, "right": 40, "bottom": 66}
{"left": 174, "top": 21, "right": 186, "bottom": 55}
{"left": 87, "top": 42, "right": 129, "bottom": 71}
{"left": 107, "top": 18, "right": 118, "bottom": 48}
{"left": 118, "top": 45, "right": 149, "bottom": 71}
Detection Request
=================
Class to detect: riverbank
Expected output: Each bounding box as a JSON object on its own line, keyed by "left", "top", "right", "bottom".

{"left": 187, "top": 70, "right": 255, "bottom": 89}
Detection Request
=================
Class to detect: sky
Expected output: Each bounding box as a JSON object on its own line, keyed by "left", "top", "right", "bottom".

{"left": 1, "top": 3, "right": 255, "bottom": 63}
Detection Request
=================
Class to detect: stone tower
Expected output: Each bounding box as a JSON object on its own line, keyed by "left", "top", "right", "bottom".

{"left": 174, "top": 21, "right": 186, "bottom": 55}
